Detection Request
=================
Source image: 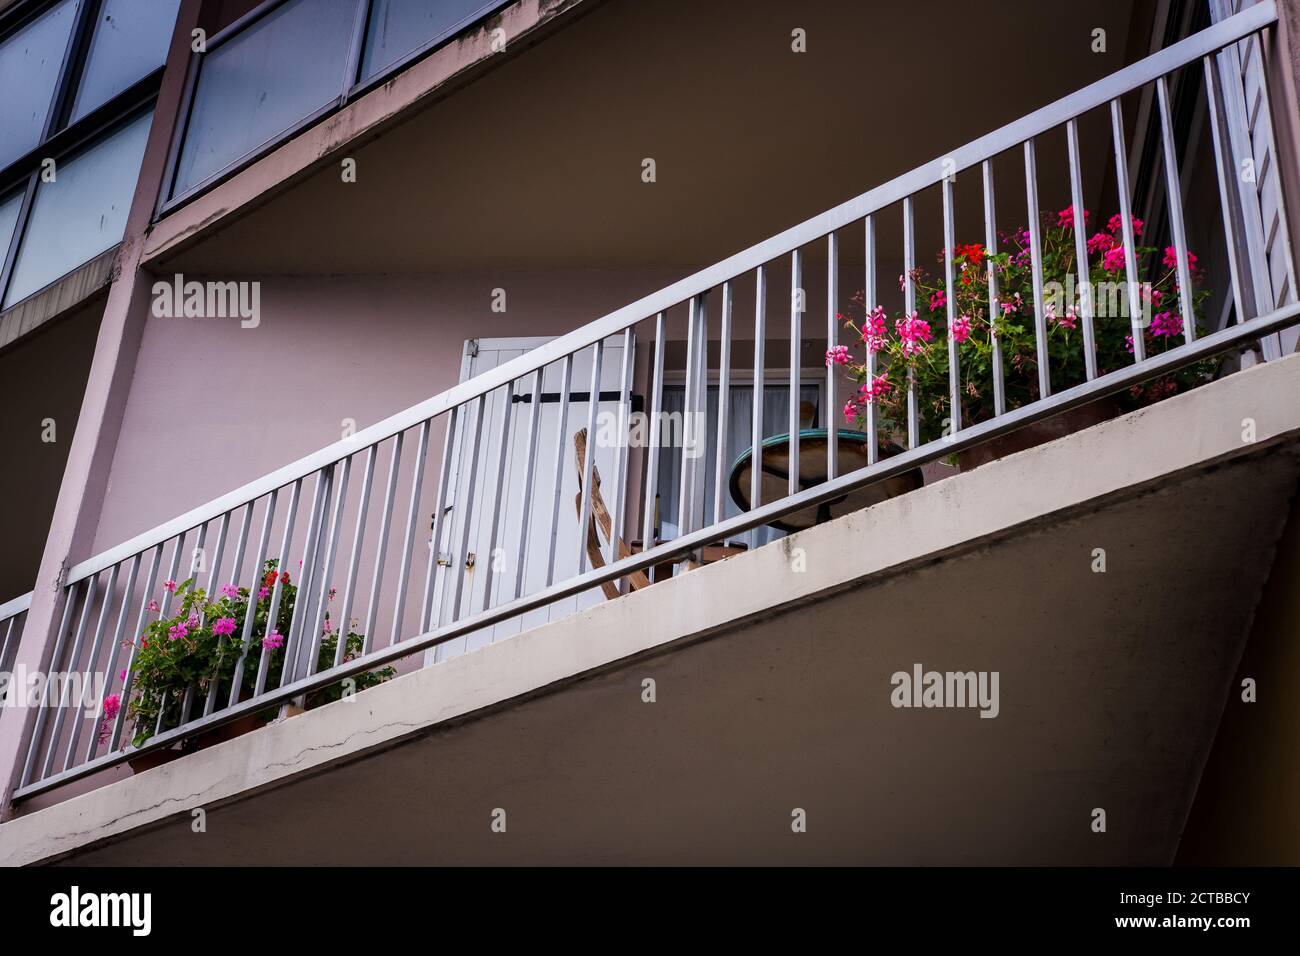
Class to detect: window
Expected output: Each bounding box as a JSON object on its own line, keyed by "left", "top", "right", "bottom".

{"left": 360, "top": 0, "right": 497, "bottom": 82}
{"left": 0, "top": 0, "right": 177, "bottom": 311}
{"left": 170, "top": 0, "right": 362, "bottom": 198}
{"left": 0, "top": 0, "right": 79, "bottom": 169}
{"left": 4, "top": 108, "right": 152, "bottom": 307}
{"left": 0, "top": 191, "right": 23, "bottom": 263}
{"left": 69, "top": 0, "right": 181, "bottom": 122}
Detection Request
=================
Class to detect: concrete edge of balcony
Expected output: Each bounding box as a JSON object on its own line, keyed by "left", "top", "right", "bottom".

{"left": 139, "top": 0, "right": 590, "bottom": 268}
{"left": 3, "top": 352, "right": 1299, "bottom": 865}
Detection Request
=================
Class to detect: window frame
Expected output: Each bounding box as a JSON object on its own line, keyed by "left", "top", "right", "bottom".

{"left": 0, "top": 0, "right": 175, "bottom": 311}
{"left": 156, "top": 0, "right": 514, "bottom": 218}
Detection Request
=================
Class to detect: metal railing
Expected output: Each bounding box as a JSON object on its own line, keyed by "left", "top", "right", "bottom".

{"left": 0, "top": 593, "right": 31, "bottom": 717}
{"left": 11, "top": 1, "right": 1297, "bottom": 800}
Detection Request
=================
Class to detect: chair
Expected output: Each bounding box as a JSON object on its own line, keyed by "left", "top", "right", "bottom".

{"left": 572, "top": 428, "right": 652, "bottom": 599}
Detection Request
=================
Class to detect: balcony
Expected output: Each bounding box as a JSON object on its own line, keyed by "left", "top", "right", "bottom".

{"left": 0, "top": 1, "right": 1298, "bottom": 864}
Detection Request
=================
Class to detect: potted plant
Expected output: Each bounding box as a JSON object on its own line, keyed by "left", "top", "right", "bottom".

{"left": 828, "top": 207, "right": 1219, "bottom": 468}
{"left": 106, "top": 559, "right": 395, "bottom": 773}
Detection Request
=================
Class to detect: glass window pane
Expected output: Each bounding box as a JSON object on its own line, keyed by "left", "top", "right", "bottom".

{"left": 0, "top": 190, "right": 23, "bottom": 266}
{"left": 360, "top": 0, "right": 496, "bottom": 81}
{"left": 0, "top": 0, "right": 79, "bottom": 170}
{"left": 171, "top": 0, "right": 360, "bottom": 198}
{"left": 68, "top": 0, "right": 182, "bottom": 123}
{"left": 4, "top": 109, "right": 152, "bottom": 308}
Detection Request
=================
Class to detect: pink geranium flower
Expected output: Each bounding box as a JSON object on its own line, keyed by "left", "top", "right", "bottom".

{"left": 951, "top": 314, "right": 972, "bottom": 344}
{"left": 220, "top": 583, "right": 240, "bottom": 599}
{"left": 163, "top": 580, "right": 177, "bottom": 593}
{"left": 213, "top": 616, "right": 237, "bottom": 637}
{"left": 895, "top": 313, "right": 933, "bottom": 357}
{"left": 1058, "top": 205, "right": 1090, "bottom": 229}
{"left": 825, "top": 345, "right": 850, "bottom": 366}
{"left": 862, "top": 306, "right": 888, "bottom": 353}
{"left": 1107, "top": 213, "right": 1144, "bottom": 237}
{"left": 1102, "top": 245, "right": 1127, "bottom": 273}
{"left": 263, "top": 631, "right": 285, "bottom": 651}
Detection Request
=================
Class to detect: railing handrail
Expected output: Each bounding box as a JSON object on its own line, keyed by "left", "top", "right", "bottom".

{"left": 0, "top": 592, "right": 32, "bottom": 621}
{"left": 62, "top": 0, "right": 1277, "bottom": 586}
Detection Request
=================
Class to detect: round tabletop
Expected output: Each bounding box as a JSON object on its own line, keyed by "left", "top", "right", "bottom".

{"left": 728, "top": 429, "right": 923, "bottom": 532}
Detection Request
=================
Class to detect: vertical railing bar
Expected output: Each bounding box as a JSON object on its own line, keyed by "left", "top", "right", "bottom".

{"left": 228, "top": 492, "right": 278, "bottom": 705}
{"left": 449, "top": 397, "right": 487, "bottom": 623}
{"left": 513, "top": 374, "right": 543, "bottom": 601}
{"left": 678, "top": 298, "right": 700, "bottom": 551}
{"left": 544, "top": 356, "right": 573, "bottom": 588}
{"left": 480, "top": 383, "right": 515, "bottom": 612}
{"left": 864, "top": 215, "right": 880, "bottom": 463}
{"left": 280, "top": 470, "right": 327, "bottom": 689}
{"left": 306, "top": 458, "right": 351, "bottom": 674}
{"left": 110, "top": 546, "right": 161, "bottom": 751}
{"left": 84, "top": 554, "right": 141, "bottom": 764}
{"left": 750, "top": 269, "right": 766, "bottom": 509}
{"left": 826, "top": 233, "right": 839, "bottom": 476}
{"left": 362, "top": 434, "right": 404, "bottom": 653}
{"left": 942, "top": 177, "right": 962, "bottom": 433}
{"left": 255, "top": 479, "right": 302, "bottom": 694}
{"left": 158, "top": 534, "right": 186, "bottom": 619}
{"left": 419, "top": 411, "right": 457, "bottom": 634}
{"left": 41, "top": 574, "right": 98, "bottom": 780}
{"left": 389, "top": 419, "right": 430, "bottom": 644}
{"left": 1202, "top": 55, "right": 1248, "bottom": 327}
{"left": 21, "top": 583, "right": 80, "bottom": 785}
{"left": 576, "top": 343, "right": 604, "bottom": 573}
{"left": 61, "top": 564, "right": 119, "bottom": 771}
{"left": 1156, "top": 74, "right": 1197, "bottom": 345}
{"left": 903, "top": 197, "right": 920, "bottom": 448}
{"left": 1024, "top": 139, "right": 1053, "bottom": 398}
{"left": 1111, "top": 98, "right": 1147, "bottom": 362}
{"left": 204, "top": 504, "right": 251, "bottom": 716}
{"left": 982, "top": 161, "right": 1007, "bottom": 416}
{"left": 176, "top": 520, "right": 209, "bottom": 726}
{"left": 788, "top": 252, "right": 802, "bottom": 497}
{"left": 713, "top": 283, "right": 733, "bottom": 524}
{"left": 196, "top": 514, "right": 229, "bottom": 624}
{"left": 685, "top": 293, "right": 709, "bottom": 547}
{"left": 642, "top": 315, "right": 666, "bottom": 551}
{"left": 609, "top": 328, "right": 636, "bottom": 579}
{"left": 1066, "top": 119, "right": 1099, "bottom": 379}
{"left": 331, "top": 447, "right": 376, "bottom": 670}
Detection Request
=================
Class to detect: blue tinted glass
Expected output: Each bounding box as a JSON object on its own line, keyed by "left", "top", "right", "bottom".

{"left": 0, "top": 0, "right": 79, "bottom": 169}
{"left": 361, "top": 0, "right": 498, "bottom": 81}
{"left": 4, "top": 109, "right": 152, "bottom": 307}
{"left": 69, "top": 0, "right": 182, "bottom": 122}
{"left": 0, "top": 190, "right": 23, "bottom": 266}
{"left": 171, "top": 0, "right": 361, "bottom": 198}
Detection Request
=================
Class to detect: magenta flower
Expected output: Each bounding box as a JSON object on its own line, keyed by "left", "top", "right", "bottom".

{"left": 1102, "top": 245, "right": 1127, "bottom": 273}
{"left": 1055, "top": 305, "right": 1080, "bottom": 331}
{"left": 163, "top": 579, "right": 177, "bottom": 593}
{"left": 999, "top": 293, "right": 1022, "bottom": 316}
{"left": 147, "top": 599, "right": 160, "bottom": 613}
{"left": 168, "top": 622, "right": 188, "bottom": 641}
{"left": 1107, "top": 213, "right": 1144, "bottom": 237}
{"left": 213, "top": 616, "right": 238, "bottom": 637}
{"left": 263, "top": 631, "right": 285, "bottom": 651}
{"left": 895, "top": 313, "right": 933, "bottom": 357}
{"left": 929, "top": 290, "right": 946, "bottom": 312}
{"left": 323, "top": 617, "right": 334, "bottom": 634}
{"left": 862, "top": 306, "right": 888, "bottom": 353}
{"left": 825, "top": 344, "right": 850, "bottom": 366}
{"left": 1162, "top": 246, "right": 1199, "bottom": 271}
{"left": 258, "top": 586, "right": 270, "bottom": 600}
{"left": 102, "top": 693, "right": 121, "bottom": 720}
{"left": 119, "top": 669, "right": 127, "bottom": 682}
{"left": 1150, "top": 311, "right": 1184, "bottom": 338}
{"left": 220, "top": 583, "right": 240, "bottom": 599}
{"left": 328, "top": 587, "right": 337, "bottom": 601}
{"left": 1086, "top": 231, "right": 1115, "bottom": 255}
{"left": 858, "top": 373, "right": 893, "bottom": 404}
{"left": 1058, "top": 205, "right": 1089, "bottom": 229}
{"left": 951, "top": 314, "right": 972, "bottom": 344}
